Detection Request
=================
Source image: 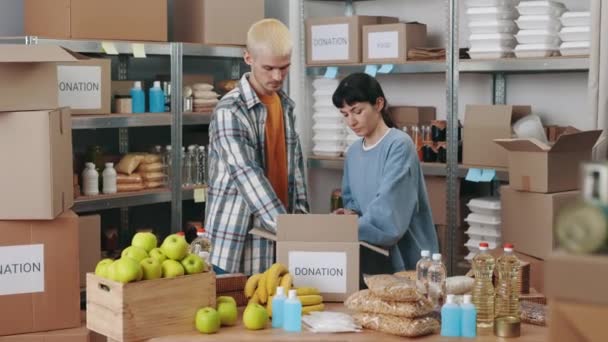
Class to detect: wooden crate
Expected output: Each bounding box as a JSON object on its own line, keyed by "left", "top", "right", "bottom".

{"left": 86, "top": 271, "right": 216, "bottom": 342}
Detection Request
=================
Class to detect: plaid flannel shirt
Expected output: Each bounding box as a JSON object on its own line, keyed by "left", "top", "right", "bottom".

{"left": 205, "top": 73, "right": 309, "bottom": 275}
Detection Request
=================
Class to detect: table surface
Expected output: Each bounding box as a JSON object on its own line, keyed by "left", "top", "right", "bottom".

{"left": 139, "top": 304, "right": 548, "bottom": 342}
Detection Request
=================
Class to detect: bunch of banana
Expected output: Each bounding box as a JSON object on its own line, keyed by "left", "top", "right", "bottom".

{"left": 266, "top": 288, "right": 324, "bottom": 316}
{"left": 244, "top": 263, "right": 292, "bottom": 305}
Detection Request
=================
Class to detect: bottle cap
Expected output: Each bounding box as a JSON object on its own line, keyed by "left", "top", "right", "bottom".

{"left": 446, "top": 294, "right": 455, "bottom": 304}
{"left": 134, "top": 81, "right": 142, "bottom": 89}
{"left": 288, "top": 289, "right": 298, "bottom": 300}
{"left": 196, "top": 227, "right": 205, "bottom": 235}
{"left": 463, "top": 294, "right": 472, "bottom": 304}
{"left": 276, "top": 286, "right": 285, "bottom": 297}
{"left": 479, "top": 242, "right": 489, "bottom": 250}
{"left": 155, "top": 145, "right": 162, "bottom": 151}
{"left": 166, "top": 145, "right": 172, "bottom": 151}
{"left": 504, "top": 243, "right": 514, "bottom": 252}
{"left": 188, "top": 145, "right": 196, "bottom": 151}
{"left": 176, "top": 232, "right": 185, "bottom": 237}
{"left": 199, "top": 145, "right": 206, "bottom": 151}
{"left": 153, "top": 81, "right": 161, "bottom": 88}
{"left": 432, "top": 253, "right": 442, "bottom": 261}
{"left": 421, "top": 250, "right": 430, "bottom": 257}
{"left": 85, "top": 162, "right": 95, "bottom": 168}
{"left": 105, "top": 162, "right": 113, "bottom": 168}
{"left": 494, "top": 316, "right": 521, "bottom": 338}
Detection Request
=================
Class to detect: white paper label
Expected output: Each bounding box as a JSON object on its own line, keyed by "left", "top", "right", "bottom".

{"left": 288, "top": 251, "right": 347, "bottom": 293}
{"left": 0, "top": 244, "right": 45, "bottom": 296}
{"left": 57, "top": 65, "right": 102, "bottom": 109}
{"left": 368, "top": 31, "right": 399, "bottom": 59}
{"left": 311, "top": 24, "right": 350, "bottom": 61}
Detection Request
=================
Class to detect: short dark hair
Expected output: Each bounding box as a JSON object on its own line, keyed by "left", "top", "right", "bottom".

{"left": 331, "top": 73, "right": 394, "bottom": 128}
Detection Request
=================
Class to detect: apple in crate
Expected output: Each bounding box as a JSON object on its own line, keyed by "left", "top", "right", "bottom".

{"left": 162, "top": 259, "right": 185, "bottom": 278}
{"left": 112, "top": 258, "right": 142, "bottom": 283}
{"left": 195, "top": 307, "right": 221, "bottom": 334}
{"left": 94, "top": 258, "right": 114, "bottom": 279}
{"left": 121, "top": 246, "right": 149, "bottom": 263}
{"left": 160, "top": 234, "right": 189, "bottom": 261}
{"left": 149, "top": 247, "right": 167, "bottom": 263}
{"left": 131, "top": 232, "right": 158, "bottom": 252}
{"left": 181, "top": 254, "right": 206, "bottom": 275}
{"left": 243, "top": 303, "right": 269, "bottom": 330}
{"left": 140, "top": 258, "right": 162, "bottom": 280}
{"left": 217, "top": 296, "right": 238, "bottom": 326}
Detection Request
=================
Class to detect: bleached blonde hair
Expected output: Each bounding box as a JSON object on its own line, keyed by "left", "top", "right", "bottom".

{"left": 247, "top": 19, "right": 292, "bottom": 57}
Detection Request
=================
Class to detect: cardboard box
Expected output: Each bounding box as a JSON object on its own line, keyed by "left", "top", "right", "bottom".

{"left": 25, "top": 0, "right": 167, "bottom": 42}
{"left": 0, "top": 323, "right": 90, "bottom": 342}
{"left": 78, "top": 215, "right": 101, "bottom": 288}
{"left": 0, "top": 108, "right": 73, "bottom": 220}
{"left": 250, "top": 215, "right": 388, "bottom": 302}
{"left": 549, "top": 299, "right": 608, "bottom": 342}
{"left": 0, "top": 211, "right": 80, "bottom": 336}
{"left": 463, "top": 105, "right": 531, "bottom": 169}
{"left": 425, "top": 176, "right": 463, "bottom": 226}
{"left": 0, "top": 45, "right": 111, "bottom": 115}
{"left": 514, "top": 251, "right": 544, "bottom": 293}
{"left": 501, "top": 186, "right": 579, "bottom": 260}
{"left": 389, "top": 106, "right": 436, "bottom": 129}
{"left": 306, "top": 16, "right": 399, "bottom": 66}
{"left": 86, "top": 272, "right": 216, "bottom": 341}
{"left": 494, "top": 129, "right": 602, "bottom": 193}
{"left": 363, "top": 23, "right": 427, "bottom": 64}
{"left": 173, "top": 0, "right": 264, "bottom": 46}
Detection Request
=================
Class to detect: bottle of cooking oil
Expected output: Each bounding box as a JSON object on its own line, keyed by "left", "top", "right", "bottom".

{"left": 495, "top": 243, "right": 521, "bottom": 318}
{"left": 472, "top": 242, "right": 495, "bottom": 331}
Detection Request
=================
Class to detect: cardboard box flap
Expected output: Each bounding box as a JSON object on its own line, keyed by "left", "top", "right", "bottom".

{"left": 465, "top": 105, "right": 532, "bottom": 128}
{"left": 550, "top": 130, "right": 602, "bottom": 153}
{"left": 494, "top": 138, "right": 551, "bottom": 152}
{"left": 277, "top": 215, "right": 358, "bottom": 242}
{"left": 0, "top": 45, "right": 80, "bottom": 63}
{"left": 360, "top": 241, "right": 390, "bottom": 256}
{"left": 249, "top": 227, "right": 276, "bottom": 241}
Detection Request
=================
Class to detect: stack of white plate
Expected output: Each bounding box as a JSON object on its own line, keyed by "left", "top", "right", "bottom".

{"left": 515, "top": 1, "right": 566, "bottom": 57}
{"left": 466, "top": 0, "right": 520, "bottom": 59}
{"left": 464, "top": 197, "right": 502, "bottom": 261}
{"left": 312, "top": 78, "right": 345, "bottom": 157}
{"left": 559, "top": 11, "right": 591, "bottom": 56}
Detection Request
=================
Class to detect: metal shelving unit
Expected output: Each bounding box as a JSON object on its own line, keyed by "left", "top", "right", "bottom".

{"left": 71, "top": 112, "right": 212, "bottom": 130}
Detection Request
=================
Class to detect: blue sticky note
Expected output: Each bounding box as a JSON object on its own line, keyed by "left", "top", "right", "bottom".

{"left": 378, "top": 64, "right": 394, "bottom": 74}
{"left": 324, "top": 66, "right": 338, "bottom": 79}
{"left": 480, "top": 169, "right": 497, "bottom": 182}
{"left": 364, "top": 64, "right": 378, "bottom": 77}
{"left": 465, "top": 168, "right": 483, "bottom": 182}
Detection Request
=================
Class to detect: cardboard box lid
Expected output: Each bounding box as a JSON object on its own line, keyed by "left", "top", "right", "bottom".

{"left": 250, "top": 215, "right": 389, "bottom": 256}
{"left": 494, "top": 130, "right": 602, "bottom": 153}
{"left": 0, "top": 45, "right": 80, "bottom": 63}
{"left": 546, "top": 252, "right": 608, "bottom": 305}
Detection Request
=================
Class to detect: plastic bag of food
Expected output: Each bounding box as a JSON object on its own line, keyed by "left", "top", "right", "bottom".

{"left": 144, "top": 181, "right": 164, "bottom": 189}
{"left": 141, "top": 172, "right": 165, "bottom": 182}
{"left": 116, "top": 154, "right": 144, "bottom": 175}
{"left": 193, "top": 90, "right": 219, "bottom": 99}
{"left": 302, "top": 311, "right": 361, "bottom": 333}
{"left": 137, "top": 162, "right": 163, "bottom": 172}
{"left": 192, "top": 83, "right": 214, "bottom": 91}
{"left": 447, "top": 276, "right": 475, "bottom": 295}
{"left": 141, "top": 153, "right": 161, "bottom": 164}
{"left": 364, "top": 274, "right": 422, "bottom": 302}
{"left": 116, "top": 173, "right": 143, "bottom": 184}
{"left": 345, "top": 290, "right": 433, "bottom": 318}
{"left": 520, "top": 302, "right": 548, "bottom": 326}
{"left": 352, "top": 312, "right": 439, "bottom": 337}
{"left": 117, "top": 183, "right": 145, "bottom": 192}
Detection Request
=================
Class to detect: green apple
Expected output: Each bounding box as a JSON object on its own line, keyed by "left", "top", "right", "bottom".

{"left": 160, "top": 234, "right": 189, "bottom": 261}
{"left": 131, "top": 232, "right": 158, "bottom": 252}
{"left": 149, "top": 248, "right": 167, "bottom": 263}
{"left": 161, "top": 259, "right": 185, "bottom": 278}
{"left": 106, "top": 261, "right": 117, "bottom": 281}
{"left": 94, "top": 258, "right": 114, "bottom": 278}
{"left": 140, "top": 258, "right": 162, "bottom": 280}
{"left": 195, "top": 307, "right": 221, "bottom": 334}
{"left": 112, "top": 258, "right": 141, "bottom": 283}
{"left": 181, "top": 254, "right": 206, "bottom": 275}
{"left": 217, "top": 296, "right": 238, "bottom": 326}
{"left": 121, "top": 246, "right": 149, "bottom": 263}
{"left": 243, "top": 303, "right": 269, "bottom": 330}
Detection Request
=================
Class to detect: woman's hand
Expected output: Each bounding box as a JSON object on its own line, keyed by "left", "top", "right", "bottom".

{"left": 333, "top": 208, "right": 358, "bottom": 215}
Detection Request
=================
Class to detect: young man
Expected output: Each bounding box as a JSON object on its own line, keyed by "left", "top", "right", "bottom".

{"left": 205, "top": 19, "right": 309, "bottom": 275}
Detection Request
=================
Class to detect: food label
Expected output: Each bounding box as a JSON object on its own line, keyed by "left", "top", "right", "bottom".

{"left": 0, "top": 244, "right": 45, "bottom": 295}
{"left": 288, "top": 251, "right": 347, "bottom": 293}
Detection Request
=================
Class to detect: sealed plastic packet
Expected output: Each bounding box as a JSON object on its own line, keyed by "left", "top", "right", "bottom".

{"left": 302, "top": 311, "right": 362, "bottom": 333}
{"left": 345, "top": 290, "right": 433, "bottom": 318}
{"left": 352, "top": 312, "right": 440, "bottom": 337}
{"left": 363, "top": 274, "right": 423, "bottom": 301}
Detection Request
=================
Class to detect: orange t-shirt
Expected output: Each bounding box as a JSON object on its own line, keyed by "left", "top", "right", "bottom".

{"left": 259, "top": 92, "right": 289, "bottom": 208}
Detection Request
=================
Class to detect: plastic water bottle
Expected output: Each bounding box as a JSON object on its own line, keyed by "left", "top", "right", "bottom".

{"left": 184, "top": 145, "right": 195, "bottom": 187}
{"left": 188, "top": 228, "right": 212, "bottom": 264}
{"left": 416, "top": 250, "right": 432, "bottom": 298}
{"left": 283, "top": 289, "right": 302, "bottom": 332}
{"left": 82, "top": 162, "right": 99, "bottom": 196}
{"left": 472, "top": 242, "right": 495, "bottom": 330}
{"left": 130, "top": 81, "right": 145, "bottom": 113}
{"left": 102, "top": 162, "right": 117, "bottom": 194}
{"left": 441, "top": 294, "right": 461, "bottom": 337}
{"left": 149, "top": 81, "right": 165, "bottom": 113}
{"left": 427, "top": 253, "right": 447, "bottom": 309}
{"left": 496, "top": 243, "right": 521, "bottom": 318}
{"left": 461, "top": 294, "right": 477, "bottom": 338}
{"left": 272, "top": 286, "right": 287, "bottom": 328}
{"left": 198, "top": 145, "right": 207, "bottom": 185}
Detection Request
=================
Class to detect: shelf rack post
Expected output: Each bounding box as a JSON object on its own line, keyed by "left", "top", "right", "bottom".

{"left": 170, "top": 42, "right": 184, "bottom": 233}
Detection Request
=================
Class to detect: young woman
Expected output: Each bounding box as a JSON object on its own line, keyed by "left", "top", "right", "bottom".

{"left": 332, "top": 73, "right": 439, "bottom": 274}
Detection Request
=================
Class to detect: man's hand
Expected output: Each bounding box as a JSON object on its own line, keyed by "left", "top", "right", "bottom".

{"left": 332, "top": 208, "right": 358, "bottom": 215}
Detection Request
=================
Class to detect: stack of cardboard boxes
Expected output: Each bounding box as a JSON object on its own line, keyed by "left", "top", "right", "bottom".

{"left": 0, "top": 45, "right": 102, "bottom": 341}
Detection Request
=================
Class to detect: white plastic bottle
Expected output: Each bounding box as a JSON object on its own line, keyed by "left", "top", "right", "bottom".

{"left": 102, "top": 162, "right": 117, "bottom": 194}
{"left": 82, "top": 162, "right": 99, "bottom": 196}
{"left": 427, "top": 253, "right": 447, "bottom": 309}
{"left": 416, "top": 250, "right": 432, "bottom": 297}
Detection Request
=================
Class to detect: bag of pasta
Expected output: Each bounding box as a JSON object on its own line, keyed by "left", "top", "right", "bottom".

{"left": 363, "top": 274, "right": 422, "bottom": 302}
{"left": 345, "top": 290, "right": 433, "bottom": 318}
{"left": 352, "top": 312, "right": 439, "bottom": 337}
